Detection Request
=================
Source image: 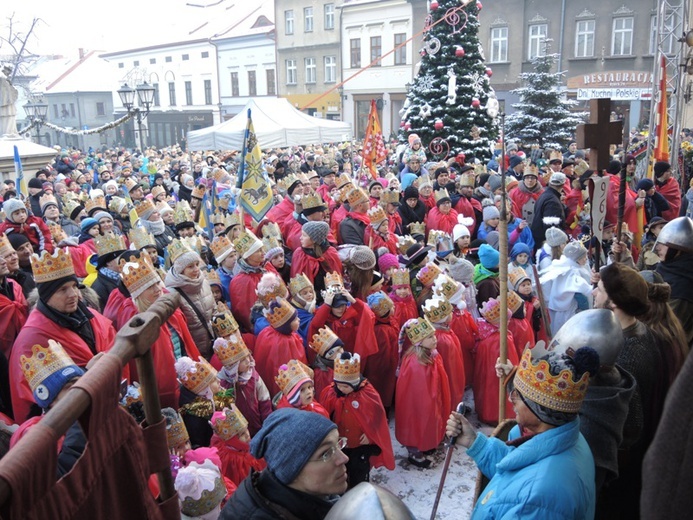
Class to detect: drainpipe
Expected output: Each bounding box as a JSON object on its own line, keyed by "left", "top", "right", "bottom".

{"left": 558, "top": 0, "right": 566, "bottom": 71}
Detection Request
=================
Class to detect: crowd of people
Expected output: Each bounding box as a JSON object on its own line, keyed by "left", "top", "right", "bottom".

{"left": 0, "top": 134, "right": 690, "bottom": 519}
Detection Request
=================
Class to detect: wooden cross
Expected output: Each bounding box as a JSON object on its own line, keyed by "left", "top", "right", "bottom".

{"left": 576, "top": 98, "right": 624, "bottom": 172}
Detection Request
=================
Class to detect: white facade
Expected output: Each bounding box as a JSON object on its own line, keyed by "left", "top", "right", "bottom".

{"left": 340, "top": 0, "right": 414, "bottom": 138}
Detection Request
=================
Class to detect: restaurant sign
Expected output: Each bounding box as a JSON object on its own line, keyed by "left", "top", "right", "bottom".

{"left": 567, "top": 71, "right": 655, "bottom": 90}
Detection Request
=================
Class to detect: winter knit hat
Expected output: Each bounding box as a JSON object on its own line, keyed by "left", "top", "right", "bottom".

{"left": 303, "top": 221, "right": 329, "bottom": 246}
{"left": 408, "top": 133, "right": 421, "bottom": 147}
{"left": 654, "top": 161, "right": 671, "bottom": 179}
{"left": 453, "top": 216, "right": 474, "bottom": 242}
{"left": 636, "top": 178, "right": 654, "bottom": 192}
{"left": 563, "top": 241, "right": 587, "bottom": 262}
{"left": 478, "top": 243, "right": 500, "bottom": 269}
{"left": 600, "top": 263, "right": 650, "bottom": 316}
{"left": 348, "top": 245, "right": 376, "bottom": 270}
{"left": 485, "top": 231, "right": 500, "bottom": 250}
{"left": 545, "top": 227, "right": 568, "bottom": 248}
{"left": 403, "top": 186, "right": 419, "bottom": 201}
{"left": 250, "top": 408, "right": 337, "bottom": 485}
{"left": 92, "top": 210, "right": 113, "bottom": 223}
{"left": 80, "top": 217, "right": 99, "bottom": 233}
{"left": 448, "top": 257, "right": 474, "bottom": 285}
{"left": 482, "top": 205, "right": 500, "bottom": 222}
{"left": 174, "top": 250, "right": 202, "bottom": 274}
{"left": 2, "top": 199, "right": 25, "bottom": 222}
{"left": 7, "top": 232, "right": 29, "bottom": 251}
{"left": 378, "top": 253, "right": 399, "bottom": 272}
{"left": 28, "top": 178, "right": 44, "bottom": 190}
{"left": 510, "top": 242, "right": 532, "bottom": 261}
{"left": 488, "top": 175, "right": 502, "bottom": 193}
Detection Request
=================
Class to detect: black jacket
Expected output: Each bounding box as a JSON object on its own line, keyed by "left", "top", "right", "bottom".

{"left": 91, "top": 272, "right": 120, "bottom": 311}
{"left": 339, "top": 216, "right": 366, "bottom": 245}
{"left": 530, "top": 186, "right": 566, "bottom": 246}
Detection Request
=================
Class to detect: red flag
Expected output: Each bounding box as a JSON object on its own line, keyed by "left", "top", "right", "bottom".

{"left": 362, "top": 100, "right": 387, "bottom": 179}
{"left": 653, "top": 54, "right": 669, "bottom": 164}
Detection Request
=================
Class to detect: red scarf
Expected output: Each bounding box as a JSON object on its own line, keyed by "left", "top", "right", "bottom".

{"left": 347, "top": 211, "right": 371, "bottom": 226}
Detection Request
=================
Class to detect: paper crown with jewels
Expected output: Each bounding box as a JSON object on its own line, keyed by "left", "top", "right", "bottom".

{"left": 301, "top": 191, "right": 325, "bottom": 211}
{"left": 119, "top": 254, "right": 160, "bottom": 299}
{"left": 507, "top": 290, "right": 524, "bottom": 314}
{"left": 176, "top": 357, "right": 218, "bottom": 395}
{"left": 433, "top": 274, "right": 460, "bottom": 300}
{"left": 334, "top": 184, "right": 351, "bottom": 204}
{"left": 391, "top": 267, "right": 411, "bottom": 287}
{"left": 94, "top": 232, "right": 127, "bottom": 257}
{"left": 191, "top": 184, "right": 206, "bottom": 200}
{"left": 367, "top": 205, "right": 388, "bottom": 226}
{"left": 264, "top": 297, "right": 296, "bottom": 329}
{"left": 173, "top": 200, "right": 194, "bottom": 225}
{"left": 322, "top": 272, "right": 342, "bottom": 290}
{"left": 434, "top": 188, "right": 451, "bottom": 203}
{"left": 458, "top": 174, "right": 475, "bottom": 188}
{"left": 217, "top": 194, "right": 232, "bottom": 211}
{"left": 397, "top": 235, "right": 417, "bottom": 255}
{"left": 263, "top": 236, "right": 282, "bottom": 255}
{"left": 20, "top": 340, "right": 83, "bottom": 407}
{"left": 31, "top": 248, "right": 75, "bottom": 283}
{"left": 408, "top": 222, "right": 426, "bottom": 236}
{"left": 276, "top": 359, "right": 314, "bottom": 397}
{"left": 255, "top": 273, "right": 288, "bottom": 307}
{"left": 310, "top": 326, "right": 343, "bottom": 358}
{"left": 480, "top": 298, "right": 503, "bottom": 325}
{"left": 380, "top": 189, "right": 400, "bottom": 205}
{"left": 205, "top": 269, "right": 222, "bottom": 287}
{"left": 211, "top": 406, "right": 249, "bottom": 441}
{"left": 224, "top": 212, "right": 241, "bottom": 230}
{"left": 85, "top": 195, "right": 107, "bottom": 215}
{"left": 210, "top": 235, "right": 235, "bottom": 263}
{"left": 124, "top": 177, "right": 140, "bottom": 192}
{"left": 289, "top": 273, "right": 312, "bottom": 298}
{"left": 233, "top": 229, "right": 263, "bottom": 258}
{"left": 46, "top": 222, "right": 66, "bottom": 243}
{"left": 211, "top": 210, "right": 226, "bottom": 225}
{"left": 404, "top": 317, "right": 436, "bottom": 346}
{"left": 279, "top": 173, "right": 301, "bottom": 192}
{"left": 549, "top": 150, "right": 563, "bottom": 163}
{"left": 61, "top": 198, "right": 83, "bottom": 219}
{"left": 134, "top": 199, "right": 156, "bottom": 219}
{"left": 513, "top": 347, "right": 590, "bottom": 414}
{"left": 347, "top": 187, "right": 369, "bottom": 207}
{"left": 211, "top": 310, "right": 240, "bottom": 338}
{"left": 0, "top": 233, "right": 13, "bottom": 257}
{"left": 129, "top": 227, "right": 156, "bottom": 250}
{"left": 261, "top": 221, "right": 281, "bottom": 239}
{"left": 334, "top": 352, "right": 361, "bottom": 385}
{"left": 428, "top": 229, "right": 452, "bottom": 248}
{"left": 416, "top": 262, "right": 443, "bottom": 287}
{"left": 213, "top": 334, "right": 249, "bottom": 367}
{"left": 108, "top": 197, "right": 127, "bottom": 214}
{"left": 367, "top": 291, "right": 394, "bottom": 318}
{"left": 150, "top": 185, "right": 166, "bottom": 199}
{"left": 167, "top": 238, "right": 196, "bottom": 264}
{"left": 335, "top": 173, "right": 352, "bottom": 190}
{"left": 39, "top": 194, "right": 58, "bottom": 210}
{"left": 164, "top": 408, "right": 189, "bottom": 448}
{"left": 423, "top": 297, "right": 454, "bottom": 323}
{"left": 508, "top": 267, "right": 530, "bottom": 291}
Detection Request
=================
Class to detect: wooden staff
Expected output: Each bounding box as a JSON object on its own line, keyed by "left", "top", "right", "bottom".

{"left": 614, "top": 109, "right": 631, "bottom": 263}
{"left": 498, "top": 113, "right": 509, "bottom": 422}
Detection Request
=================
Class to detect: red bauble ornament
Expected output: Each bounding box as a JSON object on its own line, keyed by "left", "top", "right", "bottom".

{"left": 471, "top": 98, "right": 481, "bottom": 108}
{"left": 477, "top": 1, "right": 483, "bottom": 10}
{"left": 400, "top": 121, "right": 406, "bottom": 128}
{"left": 404, "top": 122, "right": 411, "bottom": 131}
{"left": 455, "top": 47, "right": 465, "bottom": 58}
{"left": 420, "top": 49, "right": 427, "bottom": 57}
{"left": 456, "top": 152, "right": 466, "bottom": 165}
{"left": 434, "top": 119, "right": 444, "bottom": 131}
{"left": 485, "top": 68, "right": 493, "bottom": 77}
{"left": 430, "top": 0, "right": 439, "bottom": 10}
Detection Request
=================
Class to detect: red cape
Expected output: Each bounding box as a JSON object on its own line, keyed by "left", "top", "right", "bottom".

{"left": 320, "top": 381, "right": 395, "bottom": 470}
{"left": 454, "top": 197, "right": 480, "bottom": 235}
{"left": 102, "top": 289, "right": 128, "bottom": 329}
{"left": 254, "top": 328, "right": 307, "bottom": 396}
{"left": 391, "top": 294, "right": 419, "bottom": 331}
{"left": 364, "top": 227, "right": 398, "bottom": 255}
{"left": 290, "top": 246, "right": 343, "bottom": 283}
{"left": 434, "top": 328, "right": 466, "bottom": 407}
{"left": 276, "top": 395, "right": 330, "bottom": 419}
{"left": 210, "top": 435, "right": 266, "bottom": 487}
{"left": 364, "top": 313, "right": 399, "bottom": 408}
{"left": 10, "top": 307, "right": 117, "bottom": 422}
{"left": 229, "top": 263, "right": 278, "bottom": 333}
{"left": 425, "top": 207, "right": 459, "bottom": 236}
{"left": 450, "top": 309, "right": 478, "bottom": 387}
{"left": 0, "top": 279, "right": 28, "bottom": 360}
{"left": 657, "top": 177, "right": 681, "bottom": 221}
{"left": 508, "top": 315, "right": 534, "bottom": 360}
{"left": 312, "top": 365, "right": 334, "bottom": 402}
{"left": 264, "top": 197, "right": 295, "bottom": 239}
{"left": 67, "top": 240, "right": 96, "bottom": 278}
{"left": 605, "top": 174, "right": 640, "bottom": 235}
{"left": 509, "top": 186, "right": 543, "bottom": 221}
{"left": 234, "top": 370, "right": 272, "bottom": 437}
{"left": 331, "top": 205, "right": 348, "bottom": 243}
{"left": 395, "top": 351, "right": 451, "bottom": 451}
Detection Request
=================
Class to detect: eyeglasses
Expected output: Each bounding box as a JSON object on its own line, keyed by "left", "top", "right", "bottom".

{"left": 311, "top": 437, "right": 347, "bottom": 463}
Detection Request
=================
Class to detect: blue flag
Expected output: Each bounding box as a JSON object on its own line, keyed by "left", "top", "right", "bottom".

{"left": 237, "top": 109, "right": 273, "bottom": 222}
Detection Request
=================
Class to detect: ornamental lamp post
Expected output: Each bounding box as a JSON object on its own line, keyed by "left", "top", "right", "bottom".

{"left": 23, "top": 98, "right": 48, "bottom": 145}
{"left": 118, "top": 82, "right": 155, "bottom": 151}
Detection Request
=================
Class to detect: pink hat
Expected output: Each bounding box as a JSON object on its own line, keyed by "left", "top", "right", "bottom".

{"left": 378, "top": 253, "right": 400, "bottom": 272}
{"left": 408, "top": 134, "right": 421, "bottom": 147}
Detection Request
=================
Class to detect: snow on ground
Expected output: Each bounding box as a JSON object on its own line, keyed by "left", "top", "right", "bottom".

{"left": 371, "top": 388, "right": 496, "bottom": 520}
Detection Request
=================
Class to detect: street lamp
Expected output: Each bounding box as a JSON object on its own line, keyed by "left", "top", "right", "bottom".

{"left": 117, "top": 82, "right": 155, "bottom": 151}
{"left": 23, "top": 98, "right": 48, "bottom": 145}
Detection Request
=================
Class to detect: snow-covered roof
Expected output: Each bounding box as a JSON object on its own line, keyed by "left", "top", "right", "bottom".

{"left": 29, "top": 52, "right": 119, "bottom": 94}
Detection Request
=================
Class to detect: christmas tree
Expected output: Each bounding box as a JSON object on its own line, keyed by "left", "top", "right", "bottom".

{"left": 505, "top": 50, "right": 586, "bottom": 150}
{"left": 399, "top": 0, "right": 498, "bottom": 163}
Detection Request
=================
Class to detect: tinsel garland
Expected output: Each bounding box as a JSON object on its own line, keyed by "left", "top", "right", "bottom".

{"left": 17, "top": 119, "right": 38, "bottom": 134}
{"left": 41, "top": 112, "right": 134, "bottom": 136}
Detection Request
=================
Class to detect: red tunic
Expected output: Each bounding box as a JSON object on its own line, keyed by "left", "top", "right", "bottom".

{"left": 390, "top": 293, "right": 419, "bottom": 330}
{"left": 508, "top": 315, "right": 534, "bottom": 360}
{"left": 102, "top": 289, "right": 128, "bottom": 329}
{"left": 254, "top": 328, "right": 307, "bottom": 396}
{"left": 450, "top": 309, "right": 478, "bottom": 388}
{"left": 229, "top": 263, "right": 278, "bottom": 333}
{"left": 433, "top": 327, "right": 466, "bottom": 407}
{"left": 395, "top": 350, "right": 451, "bottom": 451}
{"left": 0, "top": 279, "right": 28, "bottom": 360}
{"left": 425, "top": 207, "right": 459, "bottom": 236}
{"left": 290, "top": 246, "right": 343, "bottom": 283}
{"left": 312, "top": 365, "right": 334, "bottom": 402}
{"left": 363, "top": 226, "right": 398, "bottom": 255}
{"left": 657, "top": 177, "right": 681, "bottom": 221}
{"left": 276, "top": 395, "right": 330, "bottom": 419}
{"left": 9, "top": 307, "right": 117, "bottom": 422}
{"left": 210, "top": 435, "right": 266, "bottom": 487}
{"left": 473, "top": 319, "right": 519, "bottom": 426}
{"left": 364, "top": 313, "right": 399, "bottom": 408}
{"left": 454, "top": 197, "right": 480, "bottom": 235}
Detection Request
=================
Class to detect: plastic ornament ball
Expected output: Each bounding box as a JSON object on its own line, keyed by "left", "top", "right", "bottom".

{"left": 404, "top": 122, "right": 411, "bottom": 131}
{"left": 485, "top": 68, "right": 493, "bottom": 77}
{"left": 455, "top": 47, "right": 465, "bottom": 58}
{"left": 430, "top": 0, "right": 439, "bottom": 10}
{"left": 420, "top": 49, "right": 427, "bottom": 57}
{"left": 400, "top": 121, "right": 406, "bottom": 128}
{"left": 434, "top": 119, "right": 444, "bottom": 131}
{"left": 476, "top": 1, "right": 483, "bottom": 10}
{"left": 471, "top": 98, "right": 481, "bottom": 108}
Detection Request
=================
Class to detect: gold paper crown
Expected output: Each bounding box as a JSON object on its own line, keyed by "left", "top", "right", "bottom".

{"left": 151, "top": 185, "right": 166, "bottom": 199}
{"left": 20, "top": 340, "right": 78, "bottom": 394}
{"left": 211, "top": 406, "right": 249, "bottom": 441}
{"left": 191, "top": 184, "right": 206, "bottom": 199}
{"left": 30, "top": 248, "right": 75, "bottom": 283}
{"left": 334, "top": 353, "right": 361, "bottom": 385}
{"left": 129, "top": 227, "right": 156, "bottom": 250}
{"left": 275, "top": 359, "right": 314, "bottom": 396}
{"left": 397, "top": 235, "right": 416, "bottom": 255}
{"left": 404, "top": 317, "right": 436, "bottom": 346}
{"left": 507, "top": 291, "right": 524, "bottom": 313}
{"left": 39, "top": 194, "right": 58, "bottom": 209}
{"left": 211, "top": 311, "right": 240, "bottom": 338}
{"left": 265, "top": 297, "right": 296, "bottom": 329}
{"left": 423, "top": 297, "right": 453, "bottom": 323}
{"left": 524, "top": 164, "right": 539, "bottom": 177}
{"left": 427, "top": 229, "right": 449, "bottom": 247}
{"left": 213, "top": 334, "right": 249, "bottom": 366}
{"left": 210, "top": 235, "right": 235, "bottom": 263}
{"left": 135, "top": 199, "right": 156, "bottom": 219}
{"left": 165, "top": 409, "right": 190, "bottom": 448}
{"left": 289, "top": 273, "right": 312, "bottom": 297}
{"left": 256, "top": 275, "right": 288, "bottom": 307}
{"left": 347, "top": 187, "right": 369, "bottom": 207}
{"left": 335, "top": 184, "right": 352, "bottom": 204}
{"left": 574, "top": 159, "right": 590, "bottom": 177}
{"left": 119, "top": 254, "right": 159, "bottom": 297}
{"left": 474, "top": 164, "right": 487, "bottom": 175}
{"left": 205, "top": 269, "right": 222, "bottom": 287}
{"left": 261, "top": 221, "right": 281, "bottom": 239}
{"left": 549, "top": 150, "right": 563, "bottom": 162}
{"left": 224, "top": 212, "right": 241, "bottom": 230}
{"left": 85, "top": 195, "right": 107, "bottom": 214}
{"left": 217, "top": 194, "right": 231, "bottom": 211}
{"left": 508, "top": 267, "right": 530, "bottom": 289}
{"left": 109, "top": 197, "right": 127, "bottom": 214}
{"left": 167, "top": 238, "right": 196, "bottom": 264}
{"left": 233, "top": 229, "right": 263, "bottom": 258}
{"left": 458, "top": 174, "right": 475, "bottom": 187}
{"left": 124, "top": 178, "right": 140, "bottom": 192}
{"left": 433, "top": 274, "right": 459, "bottom": 300}
{"left": 62, "top": 198, "right": 83, "bottom": 219}
{"left": 173, "top": 200, "right": 194, "bottom": 225}
{"left": 46, "top": 222, "right": 66, "bottom": 243}
{"left": 94, "top": 232, "right": 127, "bottom": 257}
{"left": 367, "top": 205, "right": 387, "bottom": 225}
{"left": 0, "top": 233, "right": 13, "bottom": 257}
{"left": 211, "top": 210, "right": 226, "bottom": 225}
{"left": 391, "top": 267, "right": 410, "bottom": 287}
{"left": 297, "top": 173, "right": 310, "bottom": 185}
{"left": 301, "top": 192, "right": 325, "bottom": 211}
{"left": 310, "top": 326, "right": 342, "bottom": 357}
{"left": 480, "top": 298, "right": 502, "bottom": 325}
{"left": 263, "top": 236, "right": 282, "bottom": 254}
{"left": 416, "top": 262, "right": 443, "bottom": 287}
{"left": 368, "top": 291, "right": 394, "bottom": 318}
{"left": 211, "top": 167, "right": 227, "bottom": 182}
{"left": 177, "top": 358, "right": 218, "bottom": 394}
{"left": 434, "top": 188, "right": 451, "bottom": 203}
{"left": 335, "top": 173, "right": 352, "bottom": 190}
{"left": 514, "top": 348, "right": 590, "bottom": 414}
{"left": 380, "top": 189, "right": 400, "bottom": 205}
{"left": 279, "top": 173, "right": 300, "bottom": 192}
{"left": 325, "top": 271, "right": 344, "bottom": 289}
{"left": 408, "top": 222, "right": 426, "bottom": 236}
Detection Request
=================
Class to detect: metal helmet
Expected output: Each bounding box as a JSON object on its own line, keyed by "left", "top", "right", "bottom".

{"left": 655, "top": 216, "right": 693, "bottom": 254}
{"left": 548, "top": 309, "right": 623, "bottom": 367}
{"left": 325, "top": 483, "right": 417, "bottom": 520}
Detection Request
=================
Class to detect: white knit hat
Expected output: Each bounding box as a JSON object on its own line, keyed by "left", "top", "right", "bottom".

{"left": 545, "top": 227, "right": 568, "bottom": 248}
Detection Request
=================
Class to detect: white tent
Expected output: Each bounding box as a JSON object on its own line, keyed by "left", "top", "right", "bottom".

{"left": 187, "top": 98, "right": 352, "bottom": 150}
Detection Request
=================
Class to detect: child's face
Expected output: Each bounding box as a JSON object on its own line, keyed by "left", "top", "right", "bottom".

{"left": 420, "top": 335, "right": 437, "bottom": 349}
{"left": 290, "top": 316, "right": 300, "bottom": 332}
{"left": 238, "top": 428, "right": 251, "bottom": 444}
{"left": 331, "top": 304, "right": 347, "bottom": 318}
{"left": 211, "top": 286, "right": 223, "bottom": 302}
{"left": 271, "top": 253, "right": 285, "bottom": 269}
{"left": 456, "top": 236, "right": 470, "bottom": 249}
{"left": 336, "top": 382, "right": 354, "bottom": 395}
{"left": 299, "top": 381, "right": 315, "bottom": 406}
{"left": 12, "top": 209, "right": 27, "bottom": 224}
{"left": 515, "top": 253, "right": 529, "bottom": 265}
{"left": 486, "top": 217, "right": 500, "bottom": 228}
{"left": 299, "top": 286, "right": 315, "bottom": 302}
{"left": 209, "top": 379, "right": 221, "bottom": 394}
{"left": 88, "top": 225, "right": 100, "bottom": 237}
{"left": 384, "top": 266, "right": 395, "bottom": 279}
{"left": 518, "top": 280, "right": 533, "bottom": 296}
{"left": 237, "top": 355, "right": 251, "bottom": 374}
{"left": 377, "top": 220, "right": 389, "bottom": 234}
{"left": 395, "top": 286, "right": 411, "bottom": 299}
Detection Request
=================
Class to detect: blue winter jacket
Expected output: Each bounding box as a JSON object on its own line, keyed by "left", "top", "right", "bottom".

{"left": 468, "top": 418, "right": 595, "bottom": 520}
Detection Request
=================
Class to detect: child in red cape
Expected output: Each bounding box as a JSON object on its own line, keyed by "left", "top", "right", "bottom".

{"left": 274, "top": 359, "right": 330, "bottom": 418}
{"left": 365, "top": 291, "right": 399, "bottom": 410}
{"left": 364, "top": 206, "right": 398, "bottom": 255}
{"left": 320, "top": 352, "right": 395, "bottom": 488}
{"left": 308, "top": 325, "right": 345, "bottom": 399}
{"left": 389, "top": 267, "right": 419, "bottom": 329}
{"left": 507, "top": 290, "right": 535, "bottom": 359}
{"left": 510, "top": 267, "right": 547, "bottom": 344}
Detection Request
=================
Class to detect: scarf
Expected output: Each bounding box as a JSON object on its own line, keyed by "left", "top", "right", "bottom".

{"left": 237, "top": 257, "right": 264, "bottom": 275}
{"left": 518, "top": 181, "right": 543, "bottom": 194}
{"left": 347, "top": 211, "right": 371, "bottom": 226}
{"left": 37, "top": 299, "right": 97, "bottom": 354}
{"left": 141, "top": 217, "right": 166, "bottom": 236}
{"left": 219, "top": 363, "right": 240, "bottom": 385}
{"left": 98, "top": 266, "right": 121, "bottom": 281}
{"left": 472, "top": 263, "right": 498, "bottom": 285}
{"left": 397, "top": 200, "right": 426, "bottom": 228}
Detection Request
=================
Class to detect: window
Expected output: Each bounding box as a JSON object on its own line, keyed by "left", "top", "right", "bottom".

{"left": 231, "top": 72, "right": 239, "bottom": 97}
{"left": 152, "top": 83, "right": 160, "bottom": 106}
{"left": 61, "top": 104, "right": 67, "bottom": 117}
{"left": 53, "top": 104, "right": 58, "bottom": 118}
{"left": 201, "top": 51, "right": 209, "bottom": 58}
{"left": 134, "top": 60, "right": 139, "bottom": 66}
{"left": 118, "top": 62, "right": 124, "bottom": 69}
{"left": 350, "top": 39, "right": 361, "bottom": 68}
{"left": 575, "top": 19, "right": 595, "bottom": 57}
{"left": 370, "top": 36, "right": 382, "bottom": 66}
{"left": 185, "top": 81, "right": 193, "bottom": 105}
{"left": 285, "top": 10, "right": 294, "bottom": 34}
{"left": 182, "top": 54, "right": 190, "bottom": 61}
{"left": 612, "top": 17, "right": 633, "bottom": 56}
{"left": 528, "top": 24, "right": 547, "bottom": 60}
{"left": 165, "top": 56, "right": 172, "bottom": 63}
{"left": 96, "top": 102, "right": 105, "bottom": 116}
{"left": 324, "top": 56, "right": 336, "bottom": 83}
{"left": 490, "top": 27, "right": 508, "bottom": 62}
{"left": 649, "top": 15, "right": 658, "bottom": 55}
{"left": 286, "top": 60, "right": 297, "bottom": 85}
{"left": 168, "top": 82, "right": 176, "bottom": 105}
{"left": 150, "top": 58, "right": 156, "bottom": 64}
{"left": 394, "top": 33, "right": 407, "bottom": 65}
{"left": 69, "top": 103, "right": 75, "bottom": 117}
{"left": 267, "top": 69, "right": 276, "bottom": 95}
{"left": 305, "top": 57, "right": 316, "bottom": 83}
{"left": 324, "top": 4, "right": 334, "bottom": 30}
{"left": 304, "top": 7, "right": 313, "bottom": 32}
{"left": 248, "top": 71, "right": 257, "bottom": 96}
{"left": 204, "top": 79, "right": 212, "bottom": 105}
